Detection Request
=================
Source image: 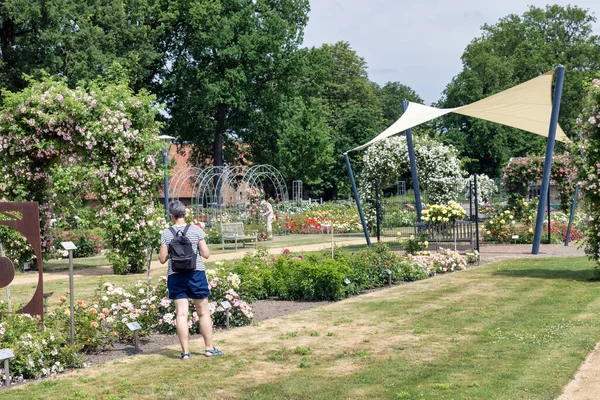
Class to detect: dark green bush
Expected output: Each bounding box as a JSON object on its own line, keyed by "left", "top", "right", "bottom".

{"left": 348, "top": 242, "right": 427, "bottom": 287}
{"left": 231, "top": 257, "right": 276, "bottom": 302}
{"left": 223, "top": 243, "right": 429, "bottom": 303}
{"left": 288, "top": 255, "right": 352, "bottom": 301}
{"left": 205, "top": 227, "right": 222, "bottom": 245}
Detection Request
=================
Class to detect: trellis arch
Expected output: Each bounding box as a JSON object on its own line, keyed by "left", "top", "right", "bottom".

{"left": 170, "top": 164, "right": 289, "bottom": 226}
{"left": 0, "top": 77, "right": 164, "bottom": 275}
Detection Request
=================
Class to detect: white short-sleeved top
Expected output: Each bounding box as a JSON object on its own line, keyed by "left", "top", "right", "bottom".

{"left": 161, "top": 224, "right": 206, "bottom": 275}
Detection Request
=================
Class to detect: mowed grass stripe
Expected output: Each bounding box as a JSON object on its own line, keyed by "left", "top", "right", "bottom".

{"left": 238, "top": 258, "right": 600, "bottom": 399}
{"left": 4, "top": 257, "right": 600, "bottom": 400}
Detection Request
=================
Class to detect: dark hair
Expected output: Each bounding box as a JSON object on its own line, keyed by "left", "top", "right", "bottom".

{"left": 168, "top": 200, "right": 186, "bottom": 219}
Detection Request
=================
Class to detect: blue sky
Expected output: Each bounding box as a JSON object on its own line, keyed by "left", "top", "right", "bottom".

{"left": 302, "top": 0, "right": 600, "bottom": 105}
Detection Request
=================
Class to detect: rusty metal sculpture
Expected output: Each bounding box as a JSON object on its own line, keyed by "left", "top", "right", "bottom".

{"left": 0, "top": 202, "right": 44, "bottom": 317}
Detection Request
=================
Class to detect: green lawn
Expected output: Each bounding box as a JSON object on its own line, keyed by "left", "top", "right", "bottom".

{"left": 44, "top": 254, "right": 110, "bottom": 271}
{"left": 3, "top": 256, "right": 600, "bottom": 399}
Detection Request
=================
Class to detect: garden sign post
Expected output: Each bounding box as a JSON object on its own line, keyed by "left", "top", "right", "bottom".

{"left": 61, "top": 241, "right": 77, "bottom": 345}
{"left": 532, "top": 65, "right": 565, "bottom": 254}
{"left": 403, "top": 100, "right": 423, "bottom": 221}
{"left": 0, "top": 348, "right": 15, "bottom": 387}
{"left": 221, "top": 301, "right": 232, "bottom": 329}
{"left": 126, "top": 322, "right": 142, "bottom": 353}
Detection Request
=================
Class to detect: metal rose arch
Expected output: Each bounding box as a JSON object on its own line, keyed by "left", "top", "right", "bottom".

{"left": 169, "top": 164, "right": 289, "bottom": 226}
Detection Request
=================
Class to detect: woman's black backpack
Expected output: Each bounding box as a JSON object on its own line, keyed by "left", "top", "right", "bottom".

{"left": 168, "top": 225, "right": 196, "bottom": 272}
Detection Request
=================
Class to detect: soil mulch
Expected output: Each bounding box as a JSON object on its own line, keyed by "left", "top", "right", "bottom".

{"left": 83, "top": 298, "right": 329, "bottom": 367}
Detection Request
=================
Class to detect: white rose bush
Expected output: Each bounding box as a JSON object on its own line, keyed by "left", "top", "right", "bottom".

{"left": 464, "top": 174, "right": 498, "bottom": 204}
{"left": 359, "top": 135, "right": 466, "bottom": 227}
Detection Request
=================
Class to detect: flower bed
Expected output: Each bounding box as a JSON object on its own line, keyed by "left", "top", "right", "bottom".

{"left": 1, "top": 244, "right": 477, "bottom": 386}
{"left": 274, "top": 202, "right": 362, "bottom": 234}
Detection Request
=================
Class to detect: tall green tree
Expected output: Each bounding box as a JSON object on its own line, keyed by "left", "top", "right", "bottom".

{"left": 277, "top": 98, "right": 333, "bottom": 191}
{"left": 375, "top": 81, "right": 423, "bottom": 126}
{"left": 0, "top": 0, "right": 167, "bottom": 93}
{"left": 315, "top": 42, "right": 384, "bottom": 198}
{"left": 438, "top": 5, "right": 600, "bottom": 177}
{"left": 161, "top": 0, "right": 309, "bottom": 167}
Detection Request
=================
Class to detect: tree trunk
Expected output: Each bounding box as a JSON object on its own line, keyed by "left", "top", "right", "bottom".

{"left": 214, "top": 103, "right": 227, "bottom": 167}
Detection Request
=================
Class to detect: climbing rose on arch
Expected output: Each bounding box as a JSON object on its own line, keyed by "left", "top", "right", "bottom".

{"left": 0, "top": 76, "right": 165, "bottom": 274}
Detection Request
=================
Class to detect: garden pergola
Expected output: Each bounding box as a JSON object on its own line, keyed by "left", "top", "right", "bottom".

{"left": 346, "top": 66, "right": 568, "bottom": 254}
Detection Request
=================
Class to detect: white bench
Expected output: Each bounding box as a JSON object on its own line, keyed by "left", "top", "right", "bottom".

{"left": 221, "top": 222, "right": 258, "bottom": 250}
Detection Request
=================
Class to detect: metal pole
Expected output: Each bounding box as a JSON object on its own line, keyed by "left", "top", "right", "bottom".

{"left": 533, "top": 65, "right": 565, "bottom": 254}
{"left": 547, "top": 187, "right": 551, "bottom": 244}
{"left": 474, "top": 174, "right": 480, "bottom": 253}
{"left": 469, "top": 181, "right": 473, "bottom": 220}
{"left": 146, "top": 248, "right": 153, "bottom": 298}
{"left": 344, "top": 152, "right": 371, "bottom": 246}
{"left": 69, "top": 250, "right": 75, "bottom": 345}
{"left": 403, "top": 100, "right": 423, "bottom": 221}
{"left": 4, "top": 358, "right": 9, "bottom": 387}
{"left": 163, "top": 150, "right": 169, "bottom": 215}
{"left": 331, "top": 224, "right": 334, "bottom": 260}
{"left": 226, "top": 309, "right": 230, "bottom": 330}
{"left": 565, "top": 185, "right": 579, "bottom": 246}
{"left": 375, "top": 179, "right": 381, "bottom": 242}
{"left": 134, "top": 331, "right": 140, "bottom": 353}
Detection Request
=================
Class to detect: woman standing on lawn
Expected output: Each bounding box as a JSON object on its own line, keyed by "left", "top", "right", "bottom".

{"left": 158, "top": 200, "right": 224, "bottom": 359}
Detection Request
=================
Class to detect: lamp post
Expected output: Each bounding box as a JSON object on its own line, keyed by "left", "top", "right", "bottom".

{"left": 157, "top": 135, "right": 175, "bottom": 215}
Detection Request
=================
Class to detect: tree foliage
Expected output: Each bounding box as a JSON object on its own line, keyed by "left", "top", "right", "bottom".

{"left": 438, "top": 5, "right": 600, "bottom": 177}
{"left": 277, "top": 98, "right": 333, "bottom": 188}
{"left": 375, "top": 81, "right": 423, "bottom": 127}
{"left": 0, "top": 0, "right": 167, "bottom": 93}
{"left": 161, "top": 0, "right": 309, "bottom": 169}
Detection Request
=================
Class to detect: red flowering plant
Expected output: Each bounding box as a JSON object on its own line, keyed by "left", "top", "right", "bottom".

{"left": 55, "top": 229, "right": 104, "bottom": 258}
{"left": 273, "top": 202, "right": 361, "bottom": 234}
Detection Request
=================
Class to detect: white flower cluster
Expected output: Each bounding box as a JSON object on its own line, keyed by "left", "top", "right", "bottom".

{"left": 464, "top": 174, "right": 498, "bottom": 204}
{"left": 359, "top": 135, "right": 466, "bottom": 225}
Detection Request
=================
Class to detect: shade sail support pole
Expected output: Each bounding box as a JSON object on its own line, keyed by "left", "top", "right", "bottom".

{"left": 532, "top": 65, "right": 565, "bottom": 254}
{"left": 403, "top": 100, "right": 423, "bottom": 221}
{"left": 344, "top": 152, "right": 371, "bottom": 247}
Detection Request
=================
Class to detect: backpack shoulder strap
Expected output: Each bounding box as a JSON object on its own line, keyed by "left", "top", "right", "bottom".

{"left": 168, "top": 227, "right": 178, "bottom": 237}
{"left": 182, "top": 224, "right": 191, "bottom": 236}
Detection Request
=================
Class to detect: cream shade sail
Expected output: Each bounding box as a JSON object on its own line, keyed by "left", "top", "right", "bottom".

{"left": 350, "top": 70, "right": 568, "bottom": 152}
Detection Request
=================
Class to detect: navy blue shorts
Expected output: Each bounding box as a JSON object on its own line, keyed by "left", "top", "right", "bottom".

{"left": 167, "top": 270, "right": 211, "bottom": 300}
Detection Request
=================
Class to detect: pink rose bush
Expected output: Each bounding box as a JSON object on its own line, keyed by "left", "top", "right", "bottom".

{"left": 407, "top": 248, "right": 468, "bottom": 275}
{"left": 0, "top": 77, "right": 165, "bottom": 274}
{"left": 575, "top": 78, "right": 600, "bottom": 274}
{"left": 501, "top": 154, "right": 577, "bottom": 212}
